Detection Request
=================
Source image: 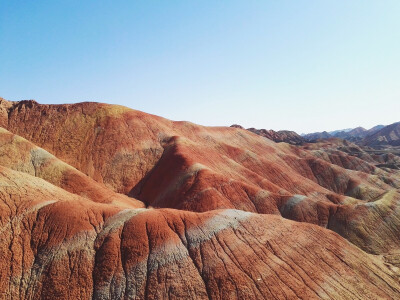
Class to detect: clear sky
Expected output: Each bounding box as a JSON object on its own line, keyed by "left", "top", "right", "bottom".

{"left": 1, "top": 1, "right": 399, "bottom": 133}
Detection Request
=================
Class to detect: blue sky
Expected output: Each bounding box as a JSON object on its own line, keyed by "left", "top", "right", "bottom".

{"left": 1, "top": 1, "right": 399, "bottom": 133}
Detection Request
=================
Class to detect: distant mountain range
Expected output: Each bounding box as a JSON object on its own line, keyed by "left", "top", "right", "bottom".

{"left": 364, "top": 122, "right": 400, "bottom": 146}
{"left": 328, "top": 128, "right": 353, "bottom": 135}
{"left": 232, "top": 122, "right": 400, "bottom": 147}
{"left": 303, "top": 123, "right": 400, "bottom": 146}
{"left": 303, "top": 125, "right": 386, "bottom": 142}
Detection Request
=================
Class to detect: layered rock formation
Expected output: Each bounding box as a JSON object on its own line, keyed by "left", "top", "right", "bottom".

{"left": 231, "top": 125, "right": 305, "bottom": 145}
{"left": 1, "top": 98, "right": 400, "bottom": 299}
{"left": 302, "top": 131, "right": 332, "bottom": 141}
{"left": 364, "top": 122, "right": 400, "bottom": 146}
{"left": 303, "top": 123, "right": 399, "bottom": 146}
{"left": 332, "top": 127, "right": 368, "bottom": 143}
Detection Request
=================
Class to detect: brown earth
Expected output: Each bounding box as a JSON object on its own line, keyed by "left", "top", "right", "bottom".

{"left": 1, "top": 98, "right": 400, "bottom": 299}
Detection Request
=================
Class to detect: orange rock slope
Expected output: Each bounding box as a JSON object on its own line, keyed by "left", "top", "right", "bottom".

{"left": 1, "top": 97, "right": 400, "bottom": 299}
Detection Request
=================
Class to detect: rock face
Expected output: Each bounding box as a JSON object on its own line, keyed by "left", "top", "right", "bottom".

{"left": 1, "top": 98, "right": 400, "bottom": 299}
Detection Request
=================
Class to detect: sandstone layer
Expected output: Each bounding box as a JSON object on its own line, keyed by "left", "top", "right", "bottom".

{"left": 1, "top": 98, "right": 400, "bottom": 299}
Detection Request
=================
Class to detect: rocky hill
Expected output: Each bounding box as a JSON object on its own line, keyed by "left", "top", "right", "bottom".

{"left": 334, "top": 127, "right": 367, "bottom": 139}
{"left": 1, "top": 97, "right": 400, "bottom": 299}
{"left": 302, "top": 131, "right": 332, "bottom": 141}
{"left": 231, "top": 124, "right": 305, "bottom": 145}
{"left": 363, "top": 122, "right": 400, "bottom": 146}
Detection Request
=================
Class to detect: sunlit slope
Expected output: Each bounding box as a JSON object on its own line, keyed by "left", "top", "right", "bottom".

{"left": 2, "top": 98, "right": 400, "bottom": 256}
{"left": 0, "top": 126, "right": 143, "bottom": 208}
{"left": 0, "top": 166, "right": 399, "bottom": 299}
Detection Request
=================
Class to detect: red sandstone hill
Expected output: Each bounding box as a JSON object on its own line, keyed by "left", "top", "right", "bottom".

{"left": 1, "top": 97, "right": 400, "bottom": 299}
